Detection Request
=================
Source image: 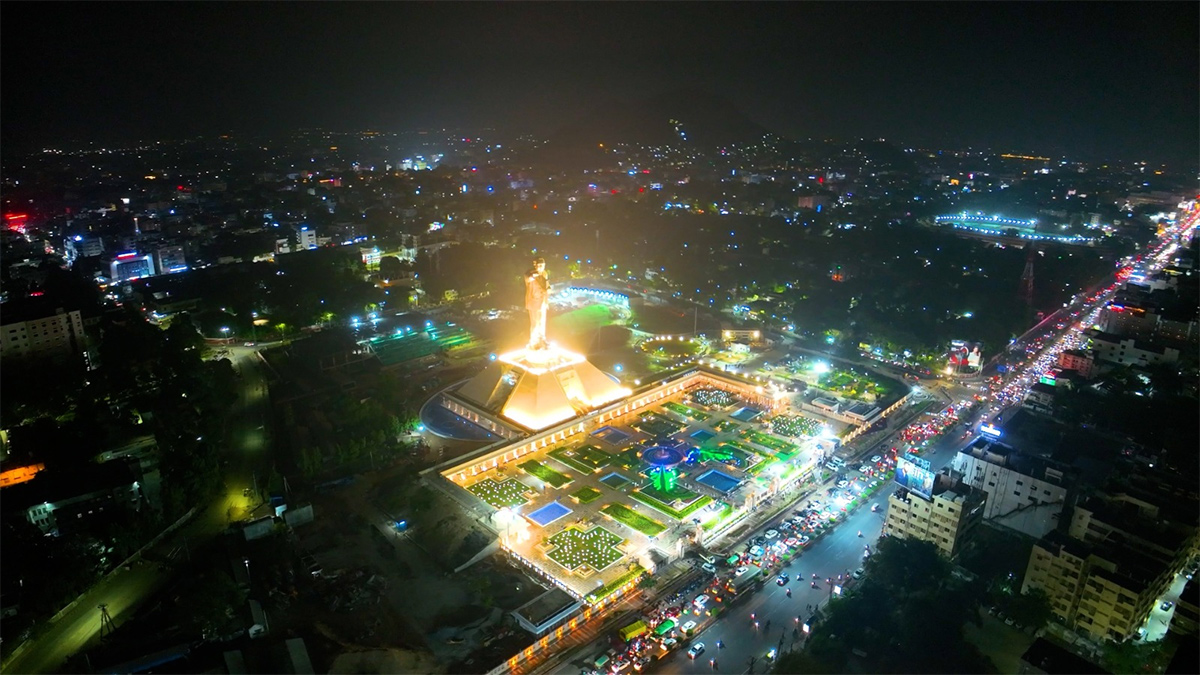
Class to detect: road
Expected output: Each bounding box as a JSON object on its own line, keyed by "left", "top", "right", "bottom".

{"left": 1, "top": 348, "right": 272, "bottom": 675}
{"left": 650, "top": 422, "right": 972, "bottom": 675}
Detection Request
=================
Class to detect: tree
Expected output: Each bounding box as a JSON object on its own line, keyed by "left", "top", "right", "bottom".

{"left": 1006, "top": 587, "right": 1053, "bottom": 631}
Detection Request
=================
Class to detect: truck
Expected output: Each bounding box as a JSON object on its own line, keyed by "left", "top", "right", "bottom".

{"left": 729, "top": 565, "right": 763, "bottom": 595}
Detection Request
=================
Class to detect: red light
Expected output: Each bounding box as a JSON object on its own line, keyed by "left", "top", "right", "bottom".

{"left": 611, "top": 189, "right": 619, "bottom": 195}
{"left": 116, "top": 252, "right": 138, "bottom": 259}
{"left": 5, "top": 213, "right": 28, "bottom": 221}
{"left": 30, "top": 291, "right": 44, "bottom": 297}
{"left": 639, "top": 187, "right": 645, "bottom": 193}
{"left": 471, "top": 166, "right": 477, "bottom": 172}
{"left": 817, "top": 176, "right": 824, "bottom": 184}
{"left": 177, "top": 185, "right": 184, "bottom": 190}
{"left": 642, "top": 169, "right": 650, "bottom": 174}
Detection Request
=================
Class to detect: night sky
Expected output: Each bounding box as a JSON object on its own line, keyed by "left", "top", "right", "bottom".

{"left": 3, "top": 2, "right": 1196, "bottom": 165}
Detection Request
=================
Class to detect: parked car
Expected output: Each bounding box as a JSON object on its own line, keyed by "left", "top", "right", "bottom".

{"left": 765, "top": 529, "right": 780, "bottom": 539}
{"left": 852, "top": 568, "right": 864, "bottom": 579}
{"left": 870, "top": 455, "right": 882, "bottom": 463}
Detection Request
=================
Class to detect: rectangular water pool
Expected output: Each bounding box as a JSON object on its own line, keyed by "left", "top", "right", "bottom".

{"left": 527, "top": 501, "right": 573, "bottom": 527}
{"left": 690, "top": 429, "right": 716, "bottom": 443}
{"left": 731, "top": 407, "right": 763, "bottom": 423}
{"left": 696, "top": 469, "right": 741, "bottom": 493}
{"left": 592, "top": 425, "right": 632, "bottom": 446}
{"left": 600, "top": 472, "right": 631, "bottom": 490}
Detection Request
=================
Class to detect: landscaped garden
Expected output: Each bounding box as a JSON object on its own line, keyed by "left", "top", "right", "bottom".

{"left": 662, "top": 401, "right": 711, "bottom": 422}
{"left": 690, "top": 387, "right": 739, "bottom": 409}
{"left": 571, "top": 486, "right": 603, "bottom": 504}
{"left": 549, "top": 444, "right": 614, "bottom": 474}
{"left": 700, "top": 501, "right": 735, "bottom": 531}
{"left": 601, "top": 503, "right": 667, "bottom": 537}
{"left": 631, "top": 488, "right": 714, "bottom": 521}
{"left": 633, "top": 412, "right": 686, "bottom": 437}
{"left": 770, "top": 414, "right": 823, "bottom": 438}
{"left": 740, "top": 430, "right": 800, "bottom": 458}
{"left": 467, "top": 477, "right": 532, "bottom": 508}
{"left": 818, "top": 368, "right": 892, "bottom": 401}
{"left": 518, "top": 459, "right": 574, "bottom": 488}
{"left": 545, "top": 525, "right": 626, "bottom": 571}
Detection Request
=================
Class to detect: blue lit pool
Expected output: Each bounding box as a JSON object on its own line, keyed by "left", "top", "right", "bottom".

{"left": 696, "top": 469, "right": 741, "bottom": 493}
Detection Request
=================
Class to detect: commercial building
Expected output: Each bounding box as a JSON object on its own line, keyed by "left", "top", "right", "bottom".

{"left": 953, "top": 439, "right": 1071, "bottom": 538}
{"left": 1089, "top": 331, "right": 1180, "bottom": 368}
{"left": 109, "top": 251, "right": 156, "bottom": 282}
{"left": 155, "top": 245, "right": 188, "bottom": 274}
{"left": 0, "top": 298, "right": 87, "bottom": 360}
{"left": 297, "top": 226, "right": 317, "bottom": 250}
{"left": 883, "top": 472, "right": 985, "bottom": 558}
{"left": 1057, "top": 349, "right": 1095, "bottom": 379}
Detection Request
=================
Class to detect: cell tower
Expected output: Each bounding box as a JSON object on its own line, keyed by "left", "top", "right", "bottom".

{"left": 1020, "top": 245, "right": 1036, "bottom": 309}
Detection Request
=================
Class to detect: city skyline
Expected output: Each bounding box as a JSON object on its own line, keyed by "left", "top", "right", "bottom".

{"left": 2, "top": 2, "right": 1197, "bottom": 166}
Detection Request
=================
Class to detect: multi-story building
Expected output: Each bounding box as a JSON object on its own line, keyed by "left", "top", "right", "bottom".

{"left": 155, "top": 245, "right": 187, "bottom": 274}
{"left": 953, "top": 439, "right": 1072, "bottom": 538}
{"left": 109, "top": 251, "right": 156, "bottom": 282}
{"left": 0, "top": 299, "right": 87, "bottom": 360}
{"left": 884, "top": 473, "right": 985, "bottom": 558}
{"left": 1023, "top": 381, "right": 1057, "bottom": 415}
{"left": 1057, "top": 349, "right": 1095, "bottom": 379}
{"left": 1023, "top": 530, "right": 1175, "bottom": 642}
{"left": 1171, "top": 579, "right": 1199, "bottom": 637}
{"left": 3, "top": 461, "right": 143, "bottom": 536}
{"left": 297, "top": 225, "right": 317, "bottom": 250}
{"left": 1090, "top": 331, "right": 1180, "bottom": 368}
{"left": 1069, "top": 493, "right": 1196, "bottom": 573}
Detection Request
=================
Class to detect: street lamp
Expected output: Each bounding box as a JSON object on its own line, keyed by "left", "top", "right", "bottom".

{"left": 244, "top": 558, "right": 251, "bottom": 586}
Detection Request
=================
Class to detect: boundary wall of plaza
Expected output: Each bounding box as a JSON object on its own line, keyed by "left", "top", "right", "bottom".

{"left": 433, "top": 366, "right": 778, "bottom": 485}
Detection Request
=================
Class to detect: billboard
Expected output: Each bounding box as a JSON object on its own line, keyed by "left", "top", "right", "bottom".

{"left": 894, "top": 453, "right": 935, "bottom": 500}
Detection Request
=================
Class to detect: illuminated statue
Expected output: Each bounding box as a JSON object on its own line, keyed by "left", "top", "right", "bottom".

{"left": 524, "top": 257, "right": 549, "bottom": 349}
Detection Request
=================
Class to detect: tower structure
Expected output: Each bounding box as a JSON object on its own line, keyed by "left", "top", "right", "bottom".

{"left": 1020, "top": 245, "right": 1037, "bottom": 309}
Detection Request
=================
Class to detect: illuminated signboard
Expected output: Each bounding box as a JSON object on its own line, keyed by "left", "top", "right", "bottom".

{"left": 980, "top": 423, "right": 1003, "bottom": 439}
{"left": 894, "top": 453, "right": 935, "bottom": 500}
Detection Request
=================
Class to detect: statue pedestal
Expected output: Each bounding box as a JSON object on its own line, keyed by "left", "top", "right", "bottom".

{"left": 455, "top": 344, "right": 630, "bottom": 431}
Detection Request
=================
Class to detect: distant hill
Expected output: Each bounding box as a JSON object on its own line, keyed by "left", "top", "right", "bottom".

{"left": 533, "top": 89, "right": 772, "bottom": 167}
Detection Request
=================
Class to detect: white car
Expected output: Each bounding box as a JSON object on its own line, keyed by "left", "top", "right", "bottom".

{"left": 688, "top": 642, "right": 705, "bottom": 658}
{"left": 858, "top": 465, "right": 870, "bottom": 473}
{"left": 870, "top": 455, "right": 882, "bottom": 463}
{"left": 736, "top": 565, "right": 749, "bottom": 576}
{"left": 693, "top": 595, "right": 709, "bottom": 608}
{"left": 765, "top": 529, "right": 780, "bottom": 539}
{"left": 852, "top": 568, "right": 864, "bottom": 579}
{"left": 837, "top": 480, "right": 849, "bottom": 488}
{"left": 701, "top": 562, "right": 717, "bottom": 574}
{"left": 682, "top": 620, "right": 698, "bottom": 633}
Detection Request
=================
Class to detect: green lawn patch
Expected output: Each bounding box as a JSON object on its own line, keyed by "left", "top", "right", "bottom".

{"left": 741, "top": 430, "right": 799, "bottom": 456}
{"left": 630, "top": 490, "right": 714, "bottom": 521}
{"left": 602, "top": 503, "right": 667, "bottom": 537}
{"left": 549, "top": 447, "right": 600, "bottom": 474}
{"left": 712, "top": 420, "right": 741, "bottom": 433}
{"left": 466, "top": 477, "right": 531, "bottom": 508}
{"left": 518, "top": 460, "right": 573, "bottom": 488}
{"left": 640, "top": 481, "right": 699, "bottom": 504}
{"left": 632, "top": 412, "right": 684, "bottom": 437}
{"left": 546, "top": 525, "right": 625, "bottom": 571}
{"left": 663, "top": 401, "right": 711, "bottom": 422}
{"left": 585, "top": 565, "right": 646, "bottom": 605}
{"left": 701, "top": 502, "right": 735, "bottom": 531}
{"left": 571, "top": 486, "right": 603, "bottom": 504}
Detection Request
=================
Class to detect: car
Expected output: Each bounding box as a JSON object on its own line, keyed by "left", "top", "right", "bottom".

{"left": 749, "top": 545, "right": 765, "bottom": 558}
{"left": 752, "top": 536, "right": 767, "bottom": 546}
{"left": 837, "top": 480, "right": 849, "bottom": 488}
{"left": 1004, "top": 617, "right": 1015, "bottom": 626}
{"left": 693, "top": 595, "right": 709, "bottom": 608}
{"left": 785, "top": 537, "right": 799, "bottom": 547}
{"left": 799, "top": 535, "right": 810, "bottom": 545}
{"left": 776, "top": 573, "right": 789, "bottom": 585}
{"left": 688, "top": 643, "right": 705, "bottom": 659}
{"left": 682, "top": 620, "right": 698, "bottom": 633}
{"left": 765, "top": 529, "right": 780, "bottom": 539}
{"left": 859, "top": 465, "right": 870, "bottom": 473}
{"left": 662, "top": 637, "right": 678, "bottom": 648}
{"left": 1161, "top": 601, "right": 1174, "bottom": 611}
{"left": 852, "top": 568, "right": 864, "bottom": 579}
{"left": 871, "top": 455, "right": 882, "bottom": 463}
{"left": 701, "top": 562, "right": 717, "bottom": 574}
{"left": 736, "top": 565, "right": 749, "bottom": 576}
